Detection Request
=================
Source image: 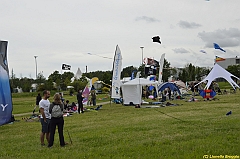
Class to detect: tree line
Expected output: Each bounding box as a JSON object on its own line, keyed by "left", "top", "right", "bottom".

{"left": 10, "top": 58, "right": 240, "bottom": 93}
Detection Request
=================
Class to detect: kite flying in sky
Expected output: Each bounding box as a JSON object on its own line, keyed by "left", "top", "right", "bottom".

{"left": 214, "top": 43, "right": 226, "bottom": 52}
{"left": 200, "top": 50, "right": 207, "bottom": 54}
{"left": 152, "top": 36, "right": 161, "bottom": 44}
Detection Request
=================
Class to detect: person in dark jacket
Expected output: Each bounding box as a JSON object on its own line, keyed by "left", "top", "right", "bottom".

{"left": 77, "top": 89, "right": 84, "bottom": 113}
{"left": 33, "top": 93, "right": 42, "bottom": 114}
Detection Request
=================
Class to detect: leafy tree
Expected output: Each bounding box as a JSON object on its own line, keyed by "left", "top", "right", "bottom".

{"left": 20, "top": 77, "right": 33, "bottom": 92}
{"left": 37, "top": 79, "right": 55, "bottom": 92}
{"left": 61, "top": 71, "right": 74, "bottom": 81}
{"left": 121, "top": 66, "right": 137, "bottom": 78}
{"left": 60, "top": 71, "right": 74, "bottom": 90}
{"left": 227, "top": 64, "right": 240, "bottom": 82}
{"left": 178, "top": 64, "right": 210, "bottom": 83}
{"left": 162, "top": 59, "right": 171, "bottom": 82}
{"left": 102, "top": 71, "right": 112, "bottom": 85}
{"left": 83, "top": 70, "right": 112, "bottom": 85}
{"left": 138, "top": 64, "right": 145, "bottom": 78}
{"left": 48, "top": 71, "right": 61, "bottom": 90}
{"left": 71, "top": 76, "right": 88, "bottom": 92}
{"left": 35, "top": 72, "right": 46, "bottom": 84}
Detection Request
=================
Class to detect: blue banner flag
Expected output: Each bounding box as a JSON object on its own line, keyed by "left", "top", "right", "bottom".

{"left": 0, "top": 41, "right": 13, "bottom": 126}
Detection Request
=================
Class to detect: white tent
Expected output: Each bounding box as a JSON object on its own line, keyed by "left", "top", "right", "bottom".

{"left": 195, "top": 63, "right": 240, "bottom": 89}
{"left": 75, "top": 68, "right": 82, "bottom": 79}
{"left": 121, "top": 78, "right": 158, "bottom": 105}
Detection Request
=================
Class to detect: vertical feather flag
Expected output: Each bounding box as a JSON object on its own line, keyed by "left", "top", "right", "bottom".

{"left": 158, "top": 53, "right": 165, "bottom": 84}
{"left": 111, "top": 45, "right": 122, "bottom": 99}
{"left": 0, "top": 41, "right": 13, "bottom": 126}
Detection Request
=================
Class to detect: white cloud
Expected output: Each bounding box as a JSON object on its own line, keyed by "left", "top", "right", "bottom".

{"left": 173, "top": 48, "right": 190, "bottom": 54}
{"left": 178, "top": 20, "right": 201, "bottom": 29}
{"left": 135, "top": 16, "right": 160, "bottom": 23}
{"left": 198, "top": 28, "right": 240, "bottom": 48}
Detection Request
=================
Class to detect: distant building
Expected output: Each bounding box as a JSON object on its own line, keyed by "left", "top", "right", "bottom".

{"left": 215, "top": 56, "right": 240, "bottom": 69}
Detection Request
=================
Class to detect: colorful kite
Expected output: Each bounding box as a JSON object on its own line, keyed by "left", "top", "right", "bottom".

{"left": 214, "top": 43, "right": 226, "bottom": 52}
{"left": 215, "top": 56, "right": 225, "bottom": 62}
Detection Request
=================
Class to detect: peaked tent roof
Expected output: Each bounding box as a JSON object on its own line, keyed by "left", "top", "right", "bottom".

{"left": 75, "top": 68, "right": 82, "bottom": 79}
{"left": 195, "top": 63, "right": 240, "bottom": 89}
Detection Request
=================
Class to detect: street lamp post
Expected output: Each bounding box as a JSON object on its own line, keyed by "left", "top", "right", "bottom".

{"left": 140, "top": 46, "right": 144, "bottom": 64}
{"left": 34, "top": 56, "right": 38, "bottom": 79}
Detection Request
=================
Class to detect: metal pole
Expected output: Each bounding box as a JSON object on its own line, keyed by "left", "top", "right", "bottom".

{"left": 140, "top": 46, "right": 144, "bottom": 64}
{"left": 34, "top": 56, "right": 38, "bottom": 79}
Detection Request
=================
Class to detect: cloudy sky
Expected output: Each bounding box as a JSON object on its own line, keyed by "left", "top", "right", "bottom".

{"left": 1, "top": 0, "right": 240, "bottom": 78}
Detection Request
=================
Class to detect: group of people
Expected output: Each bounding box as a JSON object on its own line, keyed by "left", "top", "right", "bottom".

{"left": 38, "top": 89, "right": 97, "bottom": 147}
{"left": 77, "top": 89, "right": 97, "bottom": 113}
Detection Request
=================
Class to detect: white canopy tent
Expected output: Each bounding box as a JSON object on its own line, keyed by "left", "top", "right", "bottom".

{"left": 121, "top": 78, "right": 158, "bottom": 105}
{"left": 195, "top": 63, "right": 240, "bottom": 89}
{"left": 75, "top": 68, "right": 82, "bottom": 79}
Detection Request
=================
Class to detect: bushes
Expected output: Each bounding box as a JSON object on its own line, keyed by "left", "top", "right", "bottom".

{"left": 101, "top": 86, "right": 110, "bottom": 93}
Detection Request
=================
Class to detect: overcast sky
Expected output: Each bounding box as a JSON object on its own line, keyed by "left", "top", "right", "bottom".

{"left": 1, "top": 0, "right": 240, "bottom": 78}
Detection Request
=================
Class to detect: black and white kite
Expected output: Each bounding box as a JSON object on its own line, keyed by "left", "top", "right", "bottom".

{"left": 62, "top": 64, "right": 71, "bottom": 70}
{"left": 152, "top": 36, "right": 161, "bottom": 44}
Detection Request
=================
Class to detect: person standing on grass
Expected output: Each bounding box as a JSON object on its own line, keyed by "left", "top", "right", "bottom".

{"left": 33, "top": 93, "right": 42, "bottom": 114}
{"left": 91, "top": 90, "right": 97, "bottom": 106}
{"left": 48, "top": 93, "right": 67, "bottom": 147}
{"left": 77, "top": 89, "right": 84, "bottom": 113}
{"left": 39, "top": 90, "right": 51, "bottom": 146}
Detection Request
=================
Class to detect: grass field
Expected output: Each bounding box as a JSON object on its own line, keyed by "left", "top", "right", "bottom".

{"left": 0, "top": 91, "right": 240, "bottom": 159}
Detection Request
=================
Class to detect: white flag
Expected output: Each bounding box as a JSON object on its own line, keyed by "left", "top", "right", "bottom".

{"left": 111, "top": 45, "right": 122, "bottom": 99}
{"left": 158, "top": 53, "right": 165, "bottom": 84}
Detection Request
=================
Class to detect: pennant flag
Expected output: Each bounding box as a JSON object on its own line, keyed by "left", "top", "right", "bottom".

{"left": 0, "top": 41, "right": 13, "bottom": 126}
{"left": 214, "top": 43, "right": 226, "bottom": 52}
{"left": 200, "top": 50, "right": 207, "bottom": 54}
{"left": 62, "top": 64, "right": 71, "bottom": 70}
{"left": 215, "top": 56, "right": 225, "bottom": 62}
{"left": 152, "top": 36, "right": 161, "bottom": 44}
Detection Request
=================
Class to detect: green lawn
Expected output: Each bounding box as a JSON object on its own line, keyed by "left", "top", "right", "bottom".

{"left": 0, "top": 91, "right": 240, "bottom": 159}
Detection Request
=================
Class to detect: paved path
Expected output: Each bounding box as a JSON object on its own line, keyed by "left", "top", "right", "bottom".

{"left": 13, "top": 101, "right": 111, "bottom": 117}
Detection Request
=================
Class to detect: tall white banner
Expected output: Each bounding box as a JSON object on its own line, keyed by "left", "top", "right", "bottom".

{"left": 111, "top": 45, "right": 122, "bottom": 99}
{"left": 158, "top": 53, "right": 165, "bottom": 84}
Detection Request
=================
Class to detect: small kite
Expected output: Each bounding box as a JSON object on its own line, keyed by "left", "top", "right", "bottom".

{"left": 200, "top": 50, "right": 207, "bottom": 54}
{"left": 152, "top": 36, "right": 161, "bottom": 44}
{"left": 226, "top": 111, "right": 232, "bottom": 116}
{"left": 214, "top": 43, "right": 226, "bottom": 52}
